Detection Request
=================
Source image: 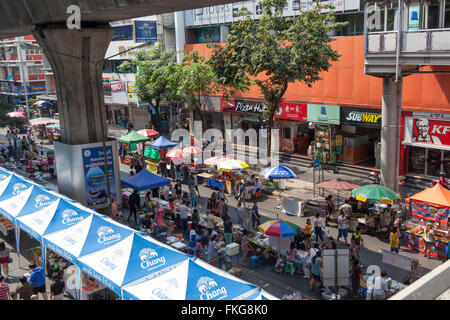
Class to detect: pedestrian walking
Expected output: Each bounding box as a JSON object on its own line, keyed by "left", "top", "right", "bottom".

{"left": 0, "top": 275, "right": 10, "bottom": 300}
{"left": 159, "top": 158, "right": 167, "bottom": 178}
{"left": 351, "top": 226, "right": 364, "bottom": 256}
{"left": 389, "top": 226, "right": 400, "bottom": 253}
{"left": 304, "top": 219, "right": 313, "bottom": 250}
{"left": 313, "top": 213, "right": 324, "bottom": 243}
{"left": 373, "top": 271, "right": 389, "bottom": 300}
{"left": 179, "top": 200, "right": 190, "bottom": 237}
{"left": 16, "top": 276, "right": 34, "bottom": 300}
{"left": 26, "top": 264, "right": 48, "bottom": 300}
{"left": 221, "top": 198, "right": 228, "bottom": 219}
{"left": 423, "top": 223, "right": 434, "bottom": 259}
{"left": 223, "top": 215, "right": 233, "bottom": 245}
{"left": 5, "top": 130, "right": 12, "bottom": 145}
{"left": 127, "top": 189, "right": 140, "bottom": 225}
{"left": 237, "top": 201, "right": 248, "bottom": 230}
{"left": 324, "top": 195, "right": 335, "bottom": 226}
{"left": 50, "top": 273, "right": 65, "bottom": 300}
{"left": 0, "top": 241, "right": 10, "bottom": 280}
{"left": 241, "top": 229, "right": 249, "bottom": 265}
{"left": 351, "top": 259, "right": 363, "bottom": 297}
{"left": 309, "top": 251, "right": 323, "bottom": 292}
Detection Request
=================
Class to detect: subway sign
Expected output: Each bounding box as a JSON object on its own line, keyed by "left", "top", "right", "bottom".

{"left": 340, "top": 107, "right": 381, "bottom": 127}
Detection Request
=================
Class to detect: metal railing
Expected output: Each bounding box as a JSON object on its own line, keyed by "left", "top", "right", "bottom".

{"left": 366, "top": 28, "right": 450, "bottom": 54}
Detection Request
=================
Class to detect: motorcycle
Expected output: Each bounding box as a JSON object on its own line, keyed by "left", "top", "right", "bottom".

{"left": 368, "top": 171, "right": 380, "bottom": 184}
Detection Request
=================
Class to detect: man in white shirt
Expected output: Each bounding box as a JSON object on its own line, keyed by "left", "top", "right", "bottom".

{"left": 373, "top": 271, "right": 389, "bottom": 300}
{"left": 237, "top": 202, "right": 248, "bottom": 230}
{"left": 337, "top": 211, "right": 349, "bottom": 245}
{"left": 339, "top": 200, "right": 352, "bottom": 216}
{"left": 179, "top": 201, "right": 190, "bottom": 237}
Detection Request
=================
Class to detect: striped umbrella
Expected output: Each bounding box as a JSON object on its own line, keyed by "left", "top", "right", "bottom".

{"left": 218, "top": 159, "right": 249, "bottom": 172}
{"left": 166, "top": 149, "right": 187, "bottom": 160}
{"left": 137, "top": 129, "right": 159, "bottom": 138}
{"left": 262, "top": 165, "right": 296, "bottom": 179}
{"left": 183, "top": 146, "right": 203, "bottom": 155}
{"left": 29, "top": 118, "right": 58, "bottom": 126}
{"left": 258, "top": 218, "right": 301, "bottom": 238}
{"left": 204, "top": 155, "right": 234, "bottom": 166}
{"left": 6, "top": 111, "right": 26, "bottom": 119}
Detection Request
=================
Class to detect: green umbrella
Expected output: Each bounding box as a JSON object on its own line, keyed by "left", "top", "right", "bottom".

{"left": 117, "top": 130, "right": 151, "bottom": 144}
{"left": 349, "top": 184, "right": 401, "bottom": 205}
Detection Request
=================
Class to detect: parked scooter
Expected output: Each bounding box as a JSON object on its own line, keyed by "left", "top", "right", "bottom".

{"left": 431, "top": 172, "right": 449, "bottom": 189}
{"left": 368, "top": 171, "right": 380, "bottom": 184}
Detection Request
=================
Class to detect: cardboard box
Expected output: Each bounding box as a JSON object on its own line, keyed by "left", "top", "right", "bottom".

{"left": 225, "top": 242, "right": 240, "bottom": 256}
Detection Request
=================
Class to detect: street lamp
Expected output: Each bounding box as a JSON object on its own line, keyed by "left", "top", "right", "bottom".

{"left": 19, "top": 40, "right": 152, "bottom": 212}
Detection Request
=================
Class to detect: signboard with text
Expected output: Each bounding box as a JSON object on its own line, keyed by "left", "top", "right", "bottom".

{"left": 307, "top": 104, "right": 340, "bottom": 124}
{"left": 82, "top": 146, "right": 116, "bottom": 207}
{"left": 412, "top": 117, "right": 450, "bottom": 146}
{"left": 274, "top": 102, "right": 307, "bottom": 121}
{"left": 133, "top": 21, "right": 157, "bottom": 42}
{"left": 340, "top": 107, "right": 381, "bottom": 127}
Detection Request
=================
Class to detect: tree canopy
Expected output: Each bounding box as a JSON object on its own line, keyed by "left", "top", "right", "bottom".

{"left": 209, "top": 0, "right": 347, "bottom": 129}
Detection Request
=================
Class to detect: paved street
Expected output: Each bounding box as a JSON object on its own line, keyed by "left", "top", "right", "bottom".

{"left": 0, "top": 126, "right": 444, "bottom": 300}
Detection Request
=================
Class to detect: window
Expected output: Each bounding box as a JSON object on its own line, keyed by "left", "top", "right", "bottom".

{"left": 426, "top": 0, "right": 440, "bottom": 29}
{"left": 445, "top": 0, "right": 450, "bottom": 28}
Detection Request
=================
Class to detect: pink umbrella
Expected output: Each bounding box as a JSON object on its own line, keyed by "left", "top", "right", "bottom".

{"left": 204, "top": 155, "right": 234, "bottom": 166}
{"left": 7, "top": 111, "right": 26, "bottom": 119}
{"left": 166, "top": 149, "right": 187, "bottom": 160}
{"left": 183, "top": 146, "right": 203, "bottom": 155}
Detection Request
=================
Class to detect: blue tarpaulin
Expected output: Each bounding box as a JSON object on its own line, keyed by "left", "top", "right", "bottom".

{"left": 150, "top": 136, "right": 178, "bottom": 150}
{"left": 121, "top": 169, "right": 170, "bottom": 191}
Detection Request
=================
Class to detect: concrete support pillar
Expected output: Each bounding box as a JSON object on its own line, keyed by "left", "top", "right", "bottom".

{"left": 220, "top": 25, "right": 229, "bottom": 42}
{"left": 174, "top": 11, "right": 186, "bottom": 64}
{"left": 32, "top": 25, "right": 114, "bottom": 145}
{"left": 381, "top": 76, "right": 402, "bottom": 192}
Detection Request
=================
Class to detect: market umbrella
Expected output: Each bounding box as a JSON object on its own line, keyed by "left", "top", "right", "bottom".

{"left": 349, "top": 184, "right": 401, "bottom": 205}
{"left": 316, "top": 178, "right": 360, "bottom": 206}
{"left": 262, "top": 165, "right": 296, "bottom": 179}
{"left": 117, "top": 130, "right": 151, "bottom": 144}
{"left": 45, "top": 123, "right": 60, "bottom": 129}
{"left": 204, "top": 155, "right": 234, "bottom": 166}
{"left": 166, "top": 149, "right": 187, "bottom": 160}
{"left": 258, "top": 218, "right": 301, "bottom": 238}
{"left": 182, "top": 146, "right": 203, "bottom": 155}
{"left": 29, "top": 117, "right": 58, "bottom": 126}
{"left": 218, "top": 159, "right": 249, "bottom": 172}
{"left": 137, "top": 128, "right": 159, "bottom": 138}
{"left": 6, "top": 111, "right": 26, "bottom": 119}
{"left": 32, "top": 100, "right": 53, "bottom": 108}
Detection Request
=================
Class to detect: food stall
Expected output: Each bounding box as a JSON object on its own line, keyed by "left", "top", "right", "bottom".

{"left": 404, "top": 184, "right": 450, "bottom": 259}
{"left": 0, "top": 216, "right": 14, "bottom": 237}
{"left": 358, "top": 274, "right": 407, "bottom": 299}
{"left": 117, "top": 130, "right": 150, "bottom": 166}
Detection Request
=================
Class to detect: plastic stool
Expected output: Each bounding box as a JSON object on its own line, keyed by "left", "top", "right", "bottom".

{"left": 284, "top": 261, "right": 295, "bottom": 276}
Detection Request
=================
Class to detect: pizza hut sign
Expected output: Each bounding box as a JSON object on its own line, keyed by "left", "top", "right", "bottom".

{"left": 235, "top": 99, "right": 266, "bottom": 114}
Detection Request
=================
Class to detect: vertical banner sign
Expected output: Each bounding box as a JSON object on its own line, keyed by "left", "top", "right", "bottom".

{"left": 82, "top": 146, "right": 116, "bottom": 206}
{"left": 133, "top": 21, "right": 157, "bottom": 42}
{"left": 408, "top": 5, "right": 420, "bottom": 30}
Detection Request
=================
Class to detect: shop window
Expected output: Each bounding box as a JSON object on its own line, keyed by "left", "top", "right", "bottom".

{"left": 427, "top": 149, "right": 442, "bottom": 177}
{"left": 408, "top": 146, "right": 425, "bottom": 175}
{"left": 444, "top": 151, "right": 450, "bottom": 176}
{"left": 445, "top": 0, "right": 450, "bottom": 28}
{"left": 283, "top": 127, "right": 291, "bottom": 140}
{"left": 386, "top": 2, "right": 399, "bottom": 30}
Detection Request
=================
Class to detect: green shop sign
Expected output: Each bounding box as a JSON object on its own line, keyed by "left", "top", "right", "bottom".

{"left": 307, "top": 104, "right": 340, "bottom": 125}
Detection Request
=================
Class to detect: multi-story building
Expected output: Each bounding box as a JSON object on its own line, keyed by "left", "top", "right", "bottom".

{"left": 169, "top": 0, "right": 450, "bottom": 188}
{"left": 0, "top": 35, "right": 48, "bottom": 108}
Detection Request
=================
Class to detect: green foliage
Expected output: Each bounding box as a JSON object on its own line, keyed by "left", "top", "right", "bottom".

{"left": 0, "top": 104, "right": 27, "bottom": 129}
{"left": 209, "top": 0, "right": 348, "bottom": 126}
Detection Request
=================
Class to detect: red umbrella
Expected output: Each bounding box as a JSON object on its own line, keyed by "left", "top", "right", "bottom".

{"left": 166, "top": 149, "right": 187, "bottom": 160}
{"left": 316, "top": 178, "right": 360, "bottom": 206}
{"left": 204, "top": 155, "right": 233, "bottom": 166}
{"left": 137, "top": 129, "right": 159, "bottom": 137}
{"left": 7, "top": 111, "right": 26, "bottom": 119}
{"left": 183, "top": 146, "right": 203, "bottom": 155}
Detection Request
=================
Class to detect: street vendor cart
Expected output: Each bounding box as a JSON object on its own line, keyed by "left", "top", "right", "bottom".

{"left": 404, "top": 184, "right": 449, "bottom": 260}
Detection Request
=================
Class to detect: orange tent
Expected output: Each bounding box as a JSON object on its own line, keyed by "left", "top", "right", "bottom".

{"left": 407, "top": 184, "right": 450, "bottom": 207}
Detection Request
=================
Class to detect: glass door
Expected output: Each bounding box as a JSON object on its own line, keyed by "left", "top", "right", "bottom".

{"left": 427, "top": 148, "right": 443, "bottom": 177}
{"left": 408, "top": 146, "right": 426, "bottom": 174}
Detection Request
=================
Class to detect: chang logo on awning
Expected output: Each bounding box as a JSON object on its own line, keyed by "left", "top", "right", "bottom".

{"left": 0, "top": 174, "right": 8, "bottom": 181}
{"left": 12, "top": 183, "right": 28, "bottom": 195}
{"left": 138, "top": 248, "right": 166, "bottom": 270}
{"left": 61, "top": 209, "right": 83, "bottom": 225}
{"left": 100, "top": 257, "right": 118, "bottom": 271}
{"left": 151, "top": 278, "right": 178, "bottom": 300}
{"left": 96, "top": 226, "right": 121, "bottom": 245}
{"left": 197, "top": 276, "right": 227, "bottom": 300}
{"left": 35, "top": 195, "right": 53, "bottom": 208}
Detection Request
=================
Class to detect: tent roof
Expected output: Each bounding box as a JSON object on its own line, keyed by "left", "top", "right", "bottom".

{"left": 150, "top": 136, "right": 178, "bottom": 150}
{"left": 117, "top": 130, "right": 150, "bottom": 144}
{"left": 121, "top": 169, "right": 170, "bottom": 191}
{"left": 407, "top": 184, "right": 450, "bottom": 207}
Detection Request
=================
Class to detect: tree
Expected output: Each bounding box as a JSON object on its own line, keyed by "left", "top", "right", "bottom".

{"left": 209, "top": 0, "right": 347, "bottom": 156}
{"left": 118, "top": 44, "right": 184, "bottom": 133}
{"left": 0, "top": 103, "right": 27, "bottom": 129}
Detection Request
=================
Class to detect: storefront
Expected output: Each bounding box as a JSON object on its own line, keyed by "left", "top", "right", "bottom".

{"left": 339, "top": 106, "right": 382, "bottom": 167}
{"left": 307, "top": 104, "right": 341, "bottom": 164}
{"left": 402, "top": 112, "right": 450, "bottom": 177}
{"left": 274, "top": 102, "right": 309, "bottom": 154}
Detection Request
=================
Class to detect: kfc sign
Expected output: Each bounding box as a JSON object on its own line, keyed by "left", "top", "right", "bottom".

{"left": 274, "top": 102, "right": 307, "bottom": 121}
{"left": 412, "top": 118, "right": 450, "bottom": 146}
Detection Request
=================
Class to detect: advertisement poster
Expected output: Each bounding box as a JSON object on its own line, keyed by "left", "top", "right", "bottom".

{"left": 408, "top": 5, "right": 420, "bottom": 30}
{"left": 111, "top": 81, "right": 129, "bottom": 105}
{"left": 111, "top": 25, "right": 134, "bottom": 41}
{"left": 412, "top": 118, "right": 450, "bottom": 146}
{"left": 82, "top": 146, "right": 115, "bottom": 207}
{"left": 133, "top": 21, "right": 157, "bottom": 42}
{"left": 307, "top": 104, "right": 340, "bottom": 125}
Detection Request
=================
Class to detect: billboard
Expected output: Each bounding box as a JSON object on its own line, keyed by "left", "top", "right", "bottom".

{"left": 274, "top": 102, "right": 307, "bottom": 121}
{"left": 82, "top": 146, "right": 116, "bottom": 207}
{"left": 412, "top": 118, "right": 450, "bottom": 146}
{"left": 133, "top": 21, "right": 157, "bottom": 42}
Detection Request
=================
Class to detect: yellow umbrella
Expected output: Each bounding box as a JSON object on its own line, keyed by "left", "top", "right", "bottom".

{"left": 218, "top": 159, "right": 249, "bottom": 171}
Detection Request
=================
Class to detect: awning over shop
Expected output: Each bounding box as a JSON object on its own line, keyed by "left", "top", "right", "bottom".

{"left": 407, "top": 184, "right": 450, "bottom": 207}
